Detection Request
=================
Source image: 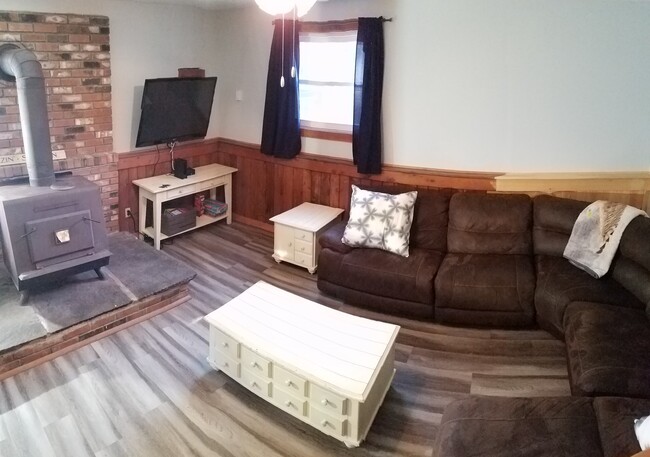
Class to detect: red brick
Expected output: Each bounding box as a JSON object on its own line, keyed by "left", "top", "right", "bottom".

{"left": 8, "top": 23, "right": 33, "bottom": 32}
{"left": 33, "top": 23, "right": 59, "bottom": 33}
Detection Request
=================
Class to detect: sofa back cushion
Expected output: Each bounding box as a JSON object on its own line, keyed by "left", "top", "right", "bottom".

{"left": 612, "top": 215, "right": 650, "bottom": 308}
{"left": 354, "top": 185, "right": 452, "bottom": 252}
{"left": 410, "top": 188, "right": 452, "bottom": 252}
{"left": 447, "top": 193, "right": 532, "bottom": 255}
{"left": 533, "top": 194, "right": 588, "bottom": 257}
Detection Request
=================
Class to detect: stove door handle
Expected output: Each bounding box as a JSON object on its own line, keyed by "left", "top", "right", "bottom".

{"left": 20, "top": 227, "right": 37, "bottom": 239}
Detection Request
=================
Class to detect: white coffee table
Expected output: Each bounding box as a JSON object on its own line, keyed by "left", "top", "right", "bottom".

{"left": 204, "top": 281, "right": 399, "bottom": 447}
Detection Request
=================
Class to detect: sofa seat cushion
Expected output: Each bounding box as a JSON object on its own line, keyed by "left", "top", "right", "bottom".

{"left": 434, "top": 253, "right": 535, "bottom": 327}
{"left": 594, "top": 397, "right": 650, "bottom": 457}
{"left": 564, "top": 302, "right": 650, "bottom": 398}
{"left": 435, "top": 396, "right": 603, "bottom": 457}
{"left": 535, "top": 255, "right": 643, "bottom": 338}
{"left": 318, "top": 246, "right": 442, "bottom": 306}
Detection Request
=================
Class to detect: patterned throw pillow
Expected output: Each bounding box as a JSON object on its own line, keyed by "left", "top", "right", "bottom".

{"left": 342, "top": 185, "right": 418, "bottom": 257}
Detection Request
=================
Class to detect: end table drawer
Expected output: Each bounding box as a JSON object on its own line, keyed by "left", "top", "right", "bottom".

{"left": 294, "top": 239, "right": 312, "bottom": 255}
{"left": 294, "top": 252, "right": 313, "bottom": 268}
{"left": 210, "top": 327, "right": 240, "bottom": 360}
{"left": 293, "top": 228, "right": 312, "bottom": 242}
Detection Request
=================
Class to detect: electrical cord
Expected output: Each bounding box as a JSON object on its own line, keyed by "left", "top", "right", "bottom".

{"left": 152, "top": 144, "right": 161, "bottom": 177}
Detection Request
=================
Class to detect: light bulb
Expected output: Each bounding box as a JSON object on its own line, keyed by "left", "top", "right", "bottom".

{"left": 255, "top": 0, "right": 294, "bottom": 15}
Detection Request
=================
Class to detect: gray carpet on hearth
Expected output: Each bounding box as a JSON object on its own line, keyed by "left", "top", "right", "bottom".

{"left": 0, "top": 232, "right": 196, "bottom": 352}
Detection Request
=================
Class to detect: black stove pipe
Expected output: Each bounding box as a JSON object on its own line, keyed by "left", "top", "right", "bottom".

{"left": 0, "top": 43, "right": 55, "bottom": 187}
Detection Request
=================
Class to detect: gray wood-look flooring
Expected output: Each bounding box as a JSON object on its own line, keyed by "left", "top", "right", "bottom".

{"left": 0, "top": 222, "right": 571, "bottom": 457}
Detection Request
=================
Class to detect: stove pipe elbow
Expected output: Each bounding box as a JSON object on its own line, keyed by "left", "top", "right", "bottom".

{"left": 0, "top": 43, "right": 55, "bottom": 187}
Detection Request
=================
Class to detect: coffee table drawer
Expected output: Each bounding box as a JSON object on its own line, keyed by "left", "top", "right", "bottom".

{"left": 242, "top": 369, "right": 272, "bottom": 398}
{"left": 210, "top": 352, "right": 240, "bottom": 379}
{"left": 210, "top": 327, "right": 239, "bottom": 360}
{"left": 242, "top": 346, "right": 272, "bottom": 378}
{"left": 310, "top": 407, "right": 348, "bottom": 438}
{"left": 273, "top": 387, "right": 307, "bottom": 417}
{"left": 311, "top": 383, "right": 348, "bottom": 416}
{"left": 273, "top": 364, "right": 307, "bottom": 397}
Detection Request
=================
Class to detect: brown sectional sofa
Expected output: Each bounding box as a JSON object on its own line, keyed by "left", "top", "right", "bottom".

{"left": 316, "top": 189, "right": 650, "bottom": 456}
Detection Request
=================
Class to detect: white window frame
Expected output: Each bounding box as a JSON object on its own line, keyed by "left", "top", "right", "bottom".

{"left": 299, "top": 27, "right": 357, "bottom": 137}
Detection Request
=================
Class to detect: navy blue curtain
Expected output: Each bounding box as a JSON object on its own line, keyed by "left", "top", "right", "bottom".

{"left": 353, "top": 17, "right": 385, "bottom": 175}
{"left": 261, "top": 19, "right": 301, "bottom": 159}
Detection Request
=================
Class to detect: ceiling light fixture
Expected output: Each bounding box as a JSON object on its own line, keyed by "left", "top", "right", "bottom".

{"left": 255, "top": 0, "right": 317, "bottom": 17}
{"left": 256, "top": 0, "right": 317, "bottom": 87}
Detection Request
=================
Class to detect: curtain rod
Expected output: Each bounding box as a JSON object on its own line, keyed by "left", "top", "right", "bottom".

{"left": 272, "top": 17, "right": 393, "bottom": 25}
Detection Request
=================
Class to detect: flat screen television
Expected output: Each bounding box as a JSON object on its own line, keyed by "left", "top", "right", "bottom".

{"left": 135, "top": 76, "right": 217, "bottom": 147}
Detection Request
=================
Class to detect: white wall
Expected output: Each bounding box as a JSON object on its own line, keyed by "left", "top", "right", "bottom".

{"left": 4, "top": 0, "right": 649, "bottom": 172}
{"left": 1, "top": 0, "right": 223, "bottom": 153}
{"left": 214, "top": 0, "right": 650, "bottom": 172}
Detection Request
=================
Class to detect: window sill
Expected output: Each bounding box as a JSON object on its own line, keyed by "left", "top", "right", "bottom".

{"left": 301, "top": 127, "right": 352, "bottom": 143}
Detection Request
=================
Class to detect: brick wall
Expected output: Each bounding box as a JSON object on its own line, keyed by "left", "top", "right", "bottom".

{"left": 0, "top": 10, "right": 117, "bottom": 231}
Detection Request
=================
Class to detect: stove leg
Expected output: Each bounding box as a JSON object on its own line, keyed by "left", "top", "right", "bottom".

{"left": 95, "top": 267, "right": 105, "bottom": 280}
{"left": 19, "top": 290, "right": 29, "bottom": 306}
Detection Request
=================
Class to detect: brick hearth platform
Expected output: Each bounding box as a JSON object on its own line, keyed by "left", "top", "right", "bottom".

{"left": 0, "top": 284, "right": 190, "bottom": 381}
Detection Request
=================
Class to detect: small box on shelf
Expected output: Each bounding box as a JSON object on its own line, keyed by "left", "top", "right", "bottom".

{"left": 161, "top": 207, "right": 196, "bottom": 236}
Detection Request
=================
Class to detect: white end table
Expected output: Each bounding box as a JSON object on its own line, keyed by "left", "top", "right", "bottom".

{"left": 270, "top": 202, "right": 344, "bottom": 274}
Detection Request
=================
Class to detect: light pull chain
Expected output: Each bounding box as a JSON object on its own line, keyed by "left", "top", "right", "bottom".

{"left": 291, "top": 6, "right": 296, "bottom": 78}
{"left": 280, "top": 12, "right": 285, "bottom": 87}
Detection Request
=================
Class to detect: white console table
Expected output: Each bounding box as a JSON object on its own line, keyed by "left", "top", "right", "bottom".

{"left": 133, "top": 163, "right": 237, "bottom": 249}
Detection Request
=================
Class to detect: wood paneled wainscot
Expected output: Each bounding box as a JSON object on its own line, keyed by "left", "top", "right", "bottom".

{"left": 118, "top": 138, "right": 650, "bottom": 234}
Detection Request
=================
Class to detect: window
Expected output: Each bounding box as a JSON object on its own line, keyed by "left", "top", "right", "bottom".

{"left": 299, "top": 26, "right": 357, "bottom": 136}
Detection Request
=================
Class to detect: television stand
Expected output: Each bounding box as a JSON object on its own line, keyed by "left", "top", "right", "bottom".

{"left": 133, "top": 163, "right": 237, "bottom": 249}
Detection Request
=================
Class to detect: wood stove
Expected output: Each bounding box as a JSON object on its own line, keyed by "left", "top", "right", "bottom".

{"left": 0, "top": 43, "right": 110, "bottom": 296}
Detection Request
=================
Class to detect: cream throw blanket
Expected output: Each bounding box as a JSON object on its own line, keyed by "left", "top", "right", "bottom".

{"left": 636, "top": 416, "right": 650, "bottom": 451}
{"left": 563, "top": 200, "right": 648, "bottom": 278}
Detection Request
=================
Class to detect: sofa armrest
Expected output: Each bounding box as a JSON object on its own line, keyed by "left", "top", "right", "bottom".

{"left": 319, "top": 221, "right": 354, "bottom": 254}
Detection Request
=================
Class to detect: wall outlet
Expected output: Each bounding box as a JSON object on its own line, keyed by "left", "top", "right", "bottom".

{"left": 124, "top": 207, "right": 132, "bottom": 218}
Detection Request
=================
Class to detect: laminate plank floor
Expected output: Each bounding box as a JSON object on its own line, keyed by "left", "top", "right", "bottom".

{"left": 0, "top": 222, "right": 571, "bottom": 457}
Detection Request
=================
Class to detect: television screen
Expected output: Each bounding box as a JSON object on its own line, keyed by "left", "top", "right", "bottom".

{"left": 135, "top": 76, "right": 217, "bottom": 147}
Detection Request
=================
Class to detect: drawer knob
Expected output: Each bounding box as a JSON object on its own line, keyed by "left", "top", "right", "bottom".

{"left": 321, "top": 420, "right": 329, "bottom": 427}
{"left": 321, "top": 399, "right": 329, "bottom": 406}
{"left": 222, "top": 342, "right": 228, "bottom": 347}
{"left": 285, "top": 401, "right": 292, "bottom": 408}
{"left": 288, "top": 242, "right": 292, "bottom": 247}
{"left": 250, "top": 381, "right": 257, "bottom": 388}
{"left": 224, "top": 362, "right": 229, "bottom": 367}
{"left": 285, "top": 380, "right": 292, "bottom": 387}
{"left": 250, "top": 361, "right": 257, "bottom": 368}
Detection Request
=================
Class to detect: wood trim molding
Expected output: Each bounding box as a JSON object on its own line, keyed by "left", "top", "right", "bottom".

{"left": 216, "top": 137, "right": 498, "bottom": 191}
{"left": 496, "top": 171, "right": 650, "bottom": 213}
{"left": 301, "top": 128, "right": 352, "bottom": 143}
